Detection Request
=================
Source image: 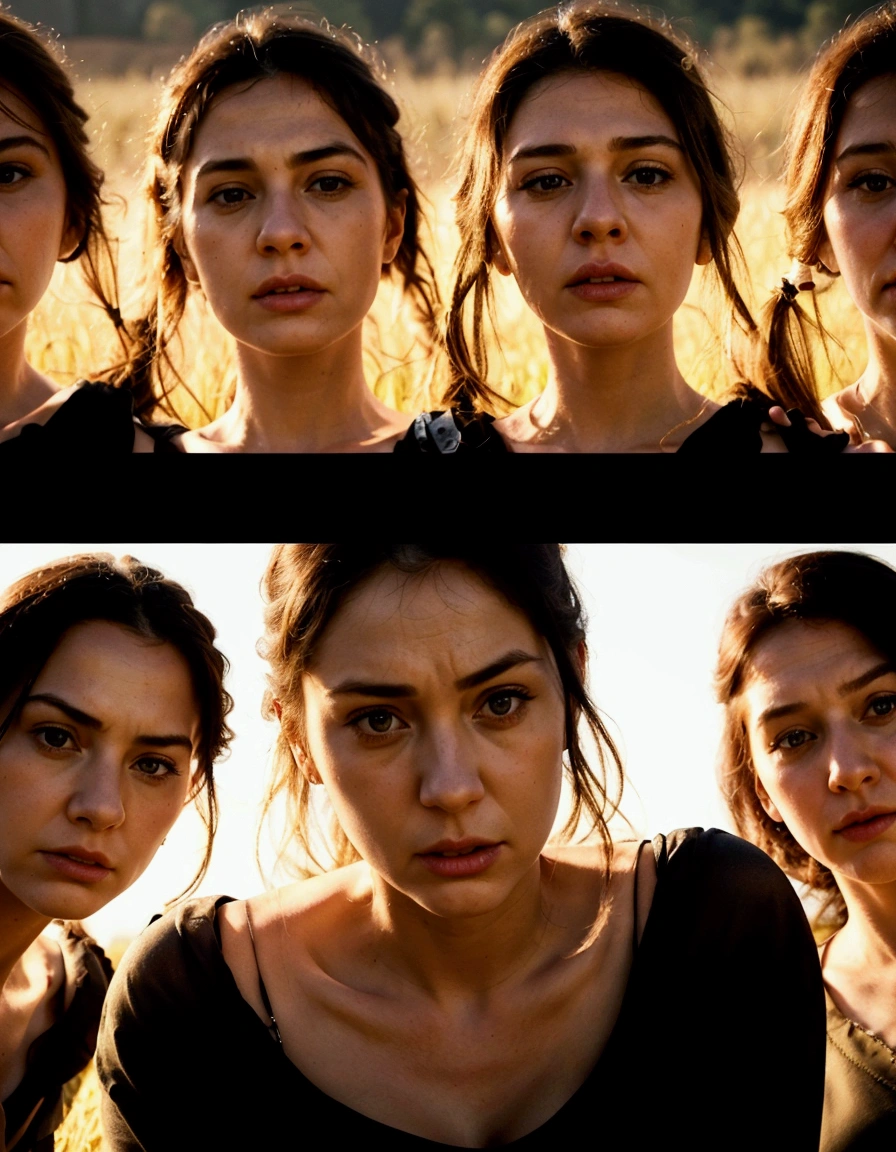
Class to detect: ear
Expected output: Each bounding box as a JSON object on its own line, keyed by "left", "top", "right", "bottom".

{"left": 382, "top": 188, "right": 407, "bottom": 266}
{"left": 816, "top": 234, "right": 839, "bottom": 276}
{"left": 274, "top": 699, "right": 322, "bottom": 786}
{"left": 754, "top": 773, "right": 784, "bottom": 824}
{"left": 173, "top": 227, "right": 201, "bottom": 286}
{"left": 491, "top": 233, "right": 512, "bottom": 277}
{"left": 58, "top": 218, "right": 82, "bottom": 262}
{"left": 695, "top": 230, "right": 712, "bottom": 267}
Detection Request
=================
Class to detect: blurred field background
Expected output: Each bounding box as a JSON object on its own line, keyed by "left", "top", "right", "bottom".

{"left": 20, "top": 10, "right": 871, "bottom": 427}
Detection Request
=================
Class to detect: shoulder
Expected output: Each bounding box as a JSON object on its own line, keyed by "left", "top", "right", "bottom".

{"left": 656, "top": 826, "right": 802, "bottom": 901}
{"left": 138, "top": 420, "right": 188, "bottom": 453}
{"left": 0, "top": 381, "right": 137, "bottom": 455}
{"left": 677, "top": 393, "right": 769, "bottom": 454}
{"left": 394, "top": 409, "right": 509, "bottom": 454}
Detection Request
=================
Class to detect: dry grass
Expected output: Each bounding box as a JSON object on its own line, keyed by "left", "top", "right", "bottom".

{"left": 24, "top": 68, "right": 868, "bottom": 426}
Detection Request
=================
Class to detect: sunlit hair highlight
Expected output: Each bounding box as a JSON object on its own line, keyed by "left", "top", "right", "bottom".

{"left": 716, "top": 550, "right": 896, "bottom": 930}
{"left": 258, "top": 544, "right": 624, "bottom": 889}
{"left": 0, "top": 553, "right": 234, "bottom": 900}
{"left": 113, "top": 9, "right": 439, "bottom": 421}
{"left": 444, "top": 1, "right": 756, "bottom": 414}
{"left": 759, "top": 4, "right": 896, "bottom": 425}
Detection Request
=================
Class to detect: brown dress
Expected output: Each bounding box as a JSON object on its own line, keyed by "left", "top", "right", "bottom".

{"left": 822, "top": 988, "right": 896, "bottom": 1150}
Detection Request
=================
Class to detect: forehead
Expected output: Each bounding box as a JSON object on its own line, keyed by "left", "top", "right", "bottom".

{"left": 741, "top": 619, "right": 886, "bottom": 713}
{"left": 310, "top": 563, "right": 546, "bottom": 676}
{"left": 188, "top": 73, "right": 367, "bottom": 167}
{"left": 0, "top": 83, "right": 50, "bottom": 138}
{"left": 504, "top": 70, "right": 678, "bottom": 153}
{"left": 835, "top": 73, "right": 896, "bottom": 149}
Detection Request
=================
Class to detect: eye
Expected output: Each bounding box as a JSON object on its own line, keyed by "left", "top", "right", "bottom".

{"left": 0, "top": 164, "right": 30, "bottom": 187}
{"left": 866, "top": 694, "right": 896, "bottom": 719}
{"left": 624, "top": 166, "right": 671, "bottom": 188}
{"left": 772, "top": 728, "right": 815, "bottom": 752}
{"left": 34, "top": 725, "right": 75, "bottom": 751}
{"left": 133, "top": 756, "right": 180, "bottom": 780}
{"left": 350, "top": 709, "right": 407, "bottom": 739}
{"left": 308, "top": 175, "right": 353, "bottom": 195}
{"left": 209, "top": 186, "right": 253, "bottom": 207}
{"left": 848, "top": 172, "right": 896, "bottom": 194}
{"left": 476, "top": 689, "right": 533, "bottom": 722}
{"left": 519, "top": 172, "right": 571, "bottom": 194}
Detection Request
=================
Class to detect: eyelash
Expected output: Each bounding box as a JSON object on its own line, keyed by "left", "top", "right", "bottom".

{"left": 347, "top": 687, "right": 536, "bottom": 743}
{"left": 208, "top": 174, "right": 355, "bottom": 207}
{"left": 0, "top": 164, "right": 31, "bottom": 187}
{"left": 847, "top": 172, "right": 896, "bottom": 194}
{"left": 32, "top": 725, "right": 180, "bottom": 780}
{"left": 769, "top": 693, "right": 896, "bottom": 752}
{"left": 624, "top": 165, "right": 672, "bottom": 188}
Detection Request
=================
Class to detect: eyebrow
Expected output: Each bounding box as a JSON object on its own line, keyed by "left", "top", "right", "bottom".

{"left": 0, "top": 134, "right": 50, "bottom": 158}
{"left": 328, "top": 649, "right": 544, "bottom": 698}
{"left": 194, "top": 143, "right": 368, "bottom": 181}
{"left": 756, "top": 662, "right": 896, "bottom": 725}
{"left": 24, "top": 693, "right": 193, "bottom": 751}
{"left": 835, "top": 141, "right": 896, "bottom": 164}
{"left": 507, "top": 135, "right": 683, "bottom": 164}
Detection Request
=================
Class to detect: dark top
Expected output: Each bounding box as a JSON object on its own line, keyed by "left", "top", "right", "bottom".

{"left": 395, "top": 397, "right": 850, "bottom": 454}
{"left": 97, "top": 828, "right": 825, "bottom": 1149}
{"left": 822, "top": 988, "right": 896, "bottom": 1151}
{"left": 0, "top": 383, "right": 137, "bottom": 457}
{"left": 1, "top": 924, "right": 112, "bottom": 1152}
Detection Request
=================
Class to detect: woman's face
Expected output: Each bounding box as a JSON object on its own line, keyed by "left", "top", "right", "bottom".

{"left": 491, "top": 70, "right": 710, "bottom": 352}
{"left": 819, "top": 74, "right": 896, "bottom": 348}
{"left": 0, "top": 85, "right": 76, "bottom": 345}
{"left": 178, "top": 74, "right": 406, "bottom": 361}
{"left": 294, "top": 563, "right": 567, "bottom": 920}
{"left": 0, "top": 619, "right": 200, "bottom": 921}
{"left": 741, "top": 619, "right": 896, "bottom": 890}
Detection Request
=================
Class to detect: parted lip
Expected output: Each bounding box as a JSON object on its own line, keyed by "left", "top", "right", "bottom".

{"left": 565, "top": 261, "right": 638, "bottom": 287}
{"left": 417, "top": 837, "right": 500, "bottom": 856}
{"left": 251, "top": 273, "right": 326, "bottom": 298}
{"left": 833, "top": 806, "right": 896, "bottom": 833}
{"left": 42, "top": 846, "right": 113, "bottom": 868}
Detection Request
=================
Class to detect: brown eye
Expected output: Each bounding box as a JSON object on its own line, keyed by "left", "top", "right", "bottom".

{"left": 366, "top": 710, "right": 394, "bottom": 733}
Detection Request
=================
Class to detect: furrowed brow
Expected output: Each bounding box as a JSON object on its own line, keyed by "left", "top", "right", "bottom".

{"left": 757, "top": 702, "right": 806, "bottom": 726}
{"left": 835, "top": 141, "right": 896, "bottom": 164}
{"left": 24, "top": 693, "right": 101, "bottom": 729}
{"left": 507, "top": 143, "right": 577, "bottom": 164}
{"left": 608, "top": 134, "right": 683, "bottom": 153}
{"left": 0, "top": 134, "right": 50, "bottom": 157}
{"left": 454, "top": 651, "right": 543, "bottom": 691}
{"left": 838, "top": 662, "right": 895, "bottom": 696}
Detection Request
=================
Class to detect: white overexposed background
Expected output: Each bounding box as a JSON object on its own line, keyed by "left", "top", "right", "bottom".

{"left": 1, "top": 542, "right": 892, "bottom": 953}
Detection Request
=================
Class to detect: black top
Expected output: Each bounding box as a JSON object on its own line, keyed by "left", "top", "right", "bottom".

{"left": 97, "top": 829, "right": 825, "bottom": 1150}
{"left": 0, "top": 383, "right": 137, "bottom": 457}
{"left": 1, "top": 924, "right": 112, "bottom": 1152}
{"left": 395, "top": 397, "right": 851, "bottom": 454}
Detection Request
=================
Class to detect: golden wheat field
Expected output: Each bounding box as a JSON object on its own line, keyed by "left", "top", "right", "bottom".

{"left": 24, "top": 63, "right": 868, "bottom": 430}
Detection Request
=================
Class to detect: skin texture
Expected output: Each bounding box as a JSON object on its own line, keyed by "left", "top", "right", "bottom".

{"left": 0, "top": 619, "right": 201, "bottom": 1107}
{"left": 741, "top": 618, "right": 896, "bottom": 1048}
{"left": 0, "top": 85, "right": 78, "bottom": 432}
{"left": 821, "top": 75, "right": 896, "bottom": 448}
{"left": 489, "top": 70, "right": 721, "bottom": 452}
{"left": 174, "top": 74, "right": 409, "bottom": 452}
{"left": 220, "top": 563, "right": 649, "bottom": 1145}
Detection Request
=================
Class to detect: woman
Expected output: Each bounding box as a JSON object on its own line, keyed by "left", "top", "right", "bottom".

{"left": 116, "top": 12, "right": 438, "bottom": 452}
{"left": 0, "top": 553, "right": 232, "bottom": 1151}
{"left": 0, "top": 13, "right": 148, "bottom": 455}
{"left": 717, "top": 550, "right": 896, "bottom": 1149}
{"left": 395, "top": 4, "right": 846, "bottom": 454}
{"left": 761, "top": 5, "right": 896, "bottom": 449}
{"left": 99, "top": 544, "right": 824, "bottom": 1148}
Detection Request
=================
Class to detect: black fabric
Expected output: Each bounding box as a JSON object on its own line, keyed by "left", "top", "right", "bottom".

{"left": 139, "top": 423, "right": 188, "bottom": 454}
{"left": 0, "top": 383, "right": 136, "bottom": 457}
{"left": 394, "top": 411, "right": 508, "bottom": 454}
{"left": 2, "top": 925, "right": 112, "bottom": 1152}
{"left": 97, "top": 829, "right": 824, "bottom": 1150}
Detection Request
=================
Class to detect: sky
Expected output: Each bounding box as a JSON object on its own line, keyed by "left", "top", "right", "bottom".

{"left": 2, "top": 541, "right": 892, "bottom": 950}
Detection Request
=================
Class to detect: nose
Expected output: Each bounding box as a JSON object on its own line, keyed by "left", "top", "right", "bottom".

{"left": 418, "top": 727, "right": 485, "bottom": 813}
{"left": 256, "top": 188, "right": 311, "bottom": 256}
{"left": 573, "top": 174, "right": 627, "bottom": 244}
{"left": 827, "top": 728, "right": 881, "bottom": 793}
{"left": 66, "top": 756, "right": 126, "bottom": 830}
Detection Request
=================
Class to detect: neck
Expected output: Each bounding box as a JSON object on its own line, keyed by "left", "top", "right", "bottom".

{"left": 196, "top": 329, "right": 406, "bottom": 453}
{"left": 366, "top": 859, "right": 555, "bottom": 1004}
{"left": 829, "top": 877, "right": 896, "bottom": 970}
{"left": 0, "top": 884, "right": 50, "bottom": 993}
{"left": 856, "top": 325, "right": 896, "bottom": 432}
{"left": 516, "top": 323, "right": 709, "bottom": 452}
{"left": 0, "top": 321, "right": 56, "bottom": 428}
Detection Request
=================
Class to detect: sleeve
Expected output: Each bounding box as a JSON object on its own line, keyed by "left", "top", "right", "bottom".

{"left": 641, "top": 828, "right": 826, "bottom": 1149}
{"left": 95, "top": 899, "right": 243, "bottom": 1151}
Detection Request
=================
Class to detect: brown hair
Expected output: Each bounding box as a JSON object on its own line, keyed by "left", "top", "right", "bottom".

{"left": 759, "top": 4, "right": 896, "bottom": 425}
{"left": 0, "top": 553, "right": 233, "bottom": 899}
{"left": 716, "top": 550, "right": 896, "bottom": 929}
{"left": 258, "top": 544, "right": 623, "bottom": 882}
{"left": 114, "top": 9, "right": 439, "bottom": 421}
{"left": 0, "top": 13, "right": 127, "bottom": 358}
{"left": 443, "top": 1, "right": 757, "bottom": 414}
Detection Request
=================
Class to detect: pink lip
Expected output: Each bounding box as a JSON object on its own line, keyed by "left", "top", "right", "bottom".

{"left": 565, "top": 261, "right": 639, "bottom": 302}
{"left": 40, "top": 848, "right": 113, "bottom": 882}
{"left": 834, "top": 808, "right": 896, "bottom": 842}
{"left": 416, "top": 839, "right": 502, "bottom": 878}
{"left": 252, "top": 273, "right": 326, "bottom": 313}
